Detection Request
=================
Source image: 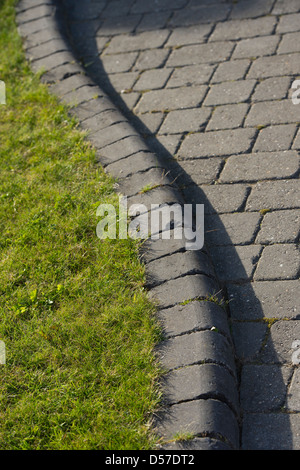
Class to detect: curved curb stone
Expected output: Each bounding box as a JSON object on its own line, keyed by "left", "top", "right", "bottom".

{"left": 15, "top": 0, "right": 240, "bottom": 450}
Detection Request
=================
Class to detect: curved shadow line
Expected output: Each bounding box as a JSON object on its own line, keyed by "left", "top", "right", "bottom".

{"left": 51, "top": 0, "right": 293, "bottom": 450}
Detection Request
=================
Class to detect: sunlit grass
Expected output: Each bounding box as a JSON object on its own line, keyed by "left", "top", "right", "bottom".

{"left": 0, "top": 0, "right": 162, "bottom": 450}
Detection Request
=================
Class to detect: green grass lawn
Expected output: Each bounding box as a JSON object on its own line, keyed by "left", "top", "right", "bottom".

{"left": 0, "top": 0, "right": 163, "bottom": 450}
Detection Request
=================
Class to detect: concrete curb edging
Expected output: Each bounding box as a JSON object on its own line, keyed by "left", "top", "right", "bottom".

{"left": 15, "top": 0, "right": 240, "bottom": 450}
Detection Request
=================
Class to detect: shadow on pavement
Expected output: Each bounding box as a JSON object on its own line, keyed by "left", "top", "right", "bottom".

{"left": 51, "top": 0, "right": 294, "bottom": 450}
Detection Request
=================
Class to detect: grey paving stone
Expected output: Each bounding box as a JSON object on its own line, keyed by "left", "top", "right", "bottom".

{"left": 166, "top": 64, "right": 215, "bottom": 88}
{"left": 104, "top": 151, "right": 164, "bottom": 178}
{"left": 232, "top": 321, "right": 268, "bottom": 360}
{"left": 67, "top": 19, "right": 100, "bottom": 40}
{"left": 166, "top": 24, "right": 213, "bottom": 47}
{"left": 105, "top": 30, "right": 170, "bottom": 54}
{"left": 127, "top": 190, "right": 184, "bottom": 218}
{"left": 183, "top": 183, "right": 250, "bottom": 214}
{"left": 130, "top": 0, "right": 186, "bottom": 14}
{"left": 117, "top": 166, "right": 173, "bottom": 197}
{"left": 245, "top": 100, "right": 300, "bottom": 127}
{"left": 127, "top": 192, "right": 185, "bottom": 221}
{"left": 17, "top": 14, "right": 58, "bottom": 35}
{"left": 25, "top": 37, "right": 69, "bottom": 62}
{"left": 159, "top": 108, "right": 212, "bottom": 134}
{"left": 96, "top": 135, "right": 149, "bottom": 166}
{"left": 227, "top": 280, "right": 300, "bottom": 320}
{"left": 101, "top": 0, "right": 134, "bottom": 17}
{"left": 135, "top": 86, "right": 208, "bottom": 113}
{"left": 135, "top": 112, "right": 165, "bottom": 135}
{"left": 272, "top": 0, "right": 300, "bottom": 14}
{"left": 80, "top": 108, "right": 127, "bottom": 132}
{"left": 179, "top": 128, "right": 256, "bottom": 158}
{"left": 278, "top": 32, "right": 300, "bottom": 54}
{"left": 156, "top": 300, "right": 230, "bottom": 339}
{"left": 22, "top": 26, "right": 62, "bottom": 49}
{"left": 158, "top": 329, "right": 236, "bottom": 373}
{"left": 206, "top": 103, "right": 249, "bottom": 130}
{"left": 128, "top": 200, "right": 201, "bottom": 245}
{"left": 276, "top": 12, "right": 300, "bottom": 33}
{"left": 108, "top": 72, "right": 140, "bottom": 93}
{"left": 203, "top": 79, "right": 256, "bottom": 106}
{"left": 209, "top": 16, "right": 276, "bottom": 41}
{"left": 209, "top": 245, "right": 262, "bottom": 282}
{"left": 232, "top": 35, "right": 279, "bottom": 59}
{"left": 39, "top": 62, "right": 83, "bottom": 84}
{"left": 246, "top": 180, "right": 300, "bottom": 211}
{"left": 240, "top": 365, "right": 293, "bottom": 412}
{"left": 175, "top": 157, "right": 223, "bottom": 185}
{"left": 16, "top": 0, "right": 52, "bottom": 13}
{"left": 59, "top": 85, "right": 101, "bottom": 107}
{"left": 242, "top": 413, "right": 300, "bottom": 450}
{"left": 133, "top": 49, "right": 169, "bottom": 71}
{"left": 248, "top": 53, "right": 300, "bottom": 78}
{"left": 187, "top": 0, "right": 232, "bottom": 6}
{"left": 210, "top": 59, "right": 250, "bottom": 83}
{"left": 133, "top": 69, "right": 172, "bottom": 91}
{"left": 120, "top": 91, "right": 141, "bottom": 110}
{"left": 162, "top": 363, "right": 239, "bottom": 414}
{"left": 64, "top": 0, "right": 106, "bottom": 20}
{"left": 147, "top": 134, "right": 182, "bottom": 157}
{"left": 148, "top": 274, "right": 221, "bottom": 308}
{"left": 204, "top": 212, "right": 261, "bottom": 246}
{"left": 139, "top": 235, "right": 188, "bottom": 265}
{"left": 254, "top": 244, "right": 300, "bottom": 281}
{"left": 260, "top": 320, "right": 300, "bottom": 364}
{"left": 89, "top": 121, "right": 138, "bottom": 149}
{"left": 169, "top": 3, "right": 231, "bottom": 27}
{"left": 49, "top": 73, "right": 95, "bottom": 98}
{"left": 72, "top": 36, "right": 106, "bottom": 59}
{"left": 68, "top": 96, "right": 116, "bottom": 122}
{"left": 166, "top": 42, "right": 234, "bottom": 68}
{"left": 286, "top": 368, "right": 300, "bottom": 411}
{"left": 136, "top": 11, "right": 171, "bottom": 32}
{"left": 251, "top": 76, "right": 292, "bottom": 102}
{"left": 253, "top": 125, "right": 297, "bottom": 152}
{"left": 127, "top": 185, "right": 184, "bottom": 211}
{"left": 229, "top": 0, "right": 274, "bottom": 19}
{"left": 101, "top": 52, "right": 138, "bottom": 73}
{"left": 256, "top": 209, "right": 300, "bottom": 244}
{"left": 30, "top": 50, "right": 75, "bottom": 74}
{"left": 292, "top": 128, "right": 300, "bottom": 149}
{"left": 220, "top": 150, "right": 299, "bottom": 183}
{"left": 98, "top": 14, "right": 142, "bottom": 36}
{"left": 145, "top": 250, "right": 215, "bottom": 287}
{"left": 155, "top": 399, "right": 239, "bottom": 449}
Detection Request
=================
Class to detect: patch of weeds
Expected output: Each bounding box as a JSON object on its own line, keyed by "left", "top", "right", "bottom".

{"left": 169, "top": 431, "right": 195, "bottom": 442}
{"left": 139, "top": 183, "right": 162, "bottom": 194}
{"left": 259, "top": 208, "right": 271, "bottom": 215}
{"left": 179, "top": 291, "right": 230, "bottom": 311}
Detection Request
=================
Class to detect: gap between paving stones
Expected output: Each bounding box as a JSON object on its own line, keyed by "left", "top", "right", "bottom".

{"left": 14, "top": 0, "right": 261, "bottom": 451}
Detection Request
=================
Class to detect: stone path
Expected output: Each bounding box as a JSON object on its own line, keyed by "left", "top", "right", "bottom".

{"left": 16, "top": 0, "right": 300, "bottom": 450}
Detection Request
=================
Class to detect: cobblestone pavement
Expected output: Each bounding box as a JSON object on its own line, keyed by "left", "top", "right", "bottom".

{"left": 17, "top": 0, "right": 300, "bottom": 450}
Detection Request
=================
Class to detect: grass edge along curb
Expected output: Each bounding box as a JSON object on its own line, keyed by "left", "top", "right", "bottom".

{"left": 15, "top": 0, "right": 240, "bottom": 450}
{"left": 0, "top": 0, "right": 164, "bottom": 450}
